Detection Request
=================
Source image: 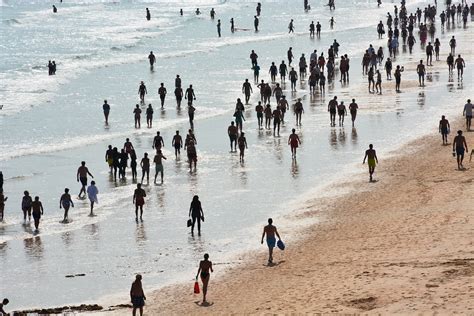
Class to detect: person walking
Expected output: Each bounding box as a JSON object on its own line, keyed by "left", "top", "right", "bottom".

{"left": 196, "top": 254, "right": 213, "bottom": 305}
{"left": 189, "top": 195, "right": 204, "bottom": 235}
{"left": 130, "top": 274, "right": 146, "bottom": 316}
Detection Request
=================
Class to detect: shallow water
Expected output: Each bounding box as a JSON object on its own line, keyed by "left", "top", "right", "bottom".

{"left": 1, "top": 0, "right": 473, "bottom": 311}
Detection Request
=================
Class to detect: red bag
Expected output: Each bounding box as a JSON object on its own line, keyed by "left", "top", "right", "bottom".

{"left": 194, "top": 279, "right": 200, "bottom": 294}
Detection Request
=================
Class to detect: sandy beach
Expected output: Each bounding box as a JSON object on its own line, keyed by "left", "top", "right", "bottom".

{"left": 100, "top": 120, "right": 473, "bottom": 315}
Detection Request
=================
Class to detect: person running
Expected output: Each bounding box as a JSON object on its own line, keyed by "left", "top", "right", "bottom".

{"left": 196, "top": 254, "right": 213, "bottom": 304}
{"left": 133, "top": 104, "right": 142, "bottom": 128}
{"left": 152, "top": 131, "right": 164, "bottom": 152}
{"left": 130, "top": 274, "right": 146, "bottom": 316}
{"left": 140, "top": 153, "right": 150, "bottom": 183}
{"left": 242, "top": 79, "right": 252, "bottom": 104}
{"left": 86, "top": 181, "right": 98, "bottom": 216}
{"left": 31, "top": 196, "right": 43, "bottom": 231}
{"left": 416, "top": 60, "right": 425, "bottom": 87}
{"left": 77, "top": 161, "right": 94, "bottom": 199}
{"left": 138, "top": 81, "right": 147, "bottom": 103}
{"left": 463, "top": 99, "right": 472, "bottom": 131}
{"left": 22, "top": 191, "right": 33, "bottom": 222}
{"left": 328, "top": 96, "right": 338, "bottom": 126}
{"left": 455, "top": 54, "right": 465, "bottom": 80}
{"left": 255, "top": 101, "right": 264, "bottom": 129}
{"left": 349, "top": 99, "right": 358, "bottom": 127}
{"left": 288, "top": 128, "right": 301, "bottom": 159}
{"left": 439, "top": 115, "right": 450, "bottom": 145}
{"left": 261, "top": 218, "right": 281, "bottom": 264}
{"left": 172, "top": 131, "right": 183, "bottom": 158}
{"left": 102, "top": 100, "right": 110, "bottom": 125}
{"left": 185, "top": 85, "right": 196, "bottom": 105}
{"left": 189, "top": 195, "right": 204, "bottom": 235}
{"left": 148, "top": 51, "right": 155, "bottom": 68}
{"left": 237, "top": 132, "right": 248, "bottom": 162}
{"left": 337, "top": 101, "right": 347, "bottom": 126}
{"left": 363, "top": 144, "right": 379, "bottom": 182}
{"left": 59, "top": 188, "right": 74, "bottom": 222}
{"left": 453, "top": 130, "right": 468, "bottom": 170}
{"left": 228, "top": 121, "right": 238, "bottom": 152}
{"left": 153, "top": 150, "right": 166, "bottom": 184}
{"left": 133, "top": 183, "right": 146, "bottom": 221}
{"left": 187, "top": 140, "right": 197, "bottom": 171}
{"left": 294, "top": 98, "right": 304, "bottom": 125}
{"left": 158, "top": 83, "right": 167, "bottom": 108}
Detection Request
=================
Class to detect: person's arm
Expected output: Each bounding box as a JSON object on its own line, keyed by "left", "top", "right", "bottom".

{"left": 363, "top": 152, "right": 367, "bottom": 164}
{"left": 189, "top": 204, "right": 192, "bottom": 218}
{"left": 288, "top": 136, "right": 291, "bottom": 145}
{"left": 70, "top": 197, "right": 74, "bottom": 207}
{"left": 439, "top": 122, "right": 442, "bottom": 133}
{"left": 88, "top": 170, "right": 94, "bottom": 178}
{"left": 133, "top": 191, "right": 136, "bottom": 204}
{"left": 184, "top": 90, "right": 188, "bottom": 100}
{"left": 210, "top": 261, "right": 214, "bottom": 273}
{"left": 145, "top": 87, "right": 148, "bottom": 94}
{"left": 375, "top": 152, "right": 379, "bottom": 164}
{"left": 298, "top": 135, "right": 301, "bottom": 144}
{"left": 261, "top": 228, "right": 266, "bottom": 244}
{"left": 275, "top": 227, "right": 281, "bottom": 240}
{"left": 463, "top": 138, "right": 468, "bottom": 151}
{"left": 463, "top": 105, "right": 466, "bottom": 116}
{"left": 163, "top": 155, "right": 167, "bottom": 160}
{"left": 77, "top": 169, "right": 80, "bottom": 181}
{"left": 60, "top": 195, "right": 63, "bottom": 209}
{"left": 196, "top": 263, "right": 201, "bottom": 279}
{"left": 40, "top": 202, "right": 44, "bottom": 215}
{"left": 130, "top": 284, "right": 134, "bottom": 302}
{"left": 245, "top": 139, "right": 248, "bottom": 149}
{"left": 105, "top": 151, "right": 108, "bottom": 162}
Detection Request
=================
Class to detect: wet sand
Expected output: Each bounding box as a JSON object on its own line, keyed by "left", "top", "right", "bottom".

{"left": 99, "top": 118, "right": 474, "bottom": 314}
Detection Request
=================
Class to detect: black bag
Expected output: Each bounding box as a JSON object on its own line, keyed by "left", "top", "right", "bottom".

{"left": 187, "top": 219, "right": 192, "bottom": 227}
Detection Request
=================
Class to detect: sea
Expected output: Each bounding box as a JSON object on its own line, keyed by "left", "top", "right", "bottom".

{"left": 1, "top": 0, "right": 473, "bottom": 311}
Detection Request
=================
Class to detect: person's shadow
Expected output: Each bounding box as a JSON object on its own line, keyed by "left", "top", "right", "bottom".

{"left": 266, "top": 260, "right": 286, "bottom": 267}
{"left": 194, "top": 301, "right": 214, "bottom": 307}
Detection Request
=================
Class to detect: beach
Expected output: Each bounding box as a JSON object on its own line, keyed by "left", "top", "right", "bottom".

{"left": 104, "top": 119, "right": 474, "bottom": 315}
{"left": 1, "top": 0, "right": 474, "bottom": 313}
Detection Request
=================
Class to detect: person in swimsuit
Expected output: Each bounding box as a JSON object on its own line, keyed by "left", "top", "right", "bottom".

{"left": 158, "top": 83, "right": 167, "bottom": 108}
{"left": 294, "top": 99, "right": 304, "bottom": 126}
{"left": 175, "top": 86, "right": 183, "bottom": 108}
{"left": 102, "top": 100, "right": 110, "bottom": 125}
{"left": 59, "top": 188, "right": 74, "bottom": 222}
{"left": 0, "top": 298, "right": 9, "bottom": 315}
{"left": 337, "top": 101, "right": 347, "bottom": 126}
{"left": 130, "top": 150, "right": 138, "bottom": 180}
{"left": 463, "top": 99, "right": 472, "bottom": 131}
{"left": 288, "top": 128, "right": 301, "bottom": 159}
{"left": 172, "top": 131, "right": 183, "bottom": 158}
{"left": 133, "top": 104, "right": 142, "bottom": 128}
{"left": 363, "top": 144, "right": 379, "bottom": 182}
{"left": 228, "top": 121, "right": 238, "bottom": 152}
{"left": 196, "top": 253, "right": 213, "bottom": 304}
{"left": 153, "top": 150, "right": 167, "bottom": 184}
{"left": 133, "top": 183, "right": 146, "bottom": 221}
{"left": 188, "top": 102, "right": 196, "bottom": 129}
{"left": 439, "top": 115, "right": 450, "bottom": 145}
{"left": 105, "top": 145, "right": 114, "bottom": 172}
{"left": 187, "top": 140, "right": 198, "bottom": 171}
{"left": 31, "top": 196, "right": 43, "bottom": 231}
{"left": 237, "top": 132, "right": 248, "bottom": 162}
{"left": 22, "top": 190, "right": 33, "bottom": 222}
{"left": 416, "top": 60, "right": 425, "bottom": 86}
{"left": 140, "top": 153, "right": 150, "bottom": 183}
{"left": 87, "top": 181, "right": 98, "bottom": 216}
{"left": 148, "top": 51, "right": 156, "bottom": 68}
{"left": 272, "top": 106, "right": 282, "bottom": 136}
{"left": 185, "top": 85, "right": 196, "bottom": 105}
{"left": 261, "top": 218, "right": 281, "bottom": 264}
{"left": 130, "top": 274, "right": 146, "bottom": 316}
{"left": 77, "top": 161, "right": 94, "bottom": 199}
{"left": 189, "top": 195, "right": 204, "bottom": 235}
{"left": 453, "top": 130, "right": 468, "bottom": 170}
{"left": 152, "top": 131, "right": 164, "bottom": 152}
{"left": 146, "top": 104, "right": 153, "bottom": 128}
{"left": 138, "top": 81, "right": 147, "bottom": 103}
{"left": 242, "top": 79, "right": 253, "bottom": 104}
{"left": 349, "top": 99, "right": 358, "bottom": 127}
{"left": 124, "top": 138, "right": 134, "bottom": 157}
{"left": 328, "top": 96, "right": 338, "bottom": 126}
{"left": 455, "top": 54, "right": 465, "bottom": 80}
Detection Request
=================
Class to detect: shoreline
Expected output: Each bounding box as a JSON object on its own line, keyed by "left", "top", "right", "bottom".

{"left": 95, "top": 117, "right": 474, "bottom": 314}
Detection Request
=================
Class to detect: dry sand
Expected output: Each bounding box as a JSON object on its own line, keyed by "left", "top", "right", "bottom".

{"left": 101, "top": 121, "right": 473, "bottom": 315}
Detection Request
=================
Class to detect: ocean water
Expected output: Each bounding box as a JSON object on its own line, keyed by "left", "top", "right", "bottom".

{"left": 1, "top": 0, "right": 473, "bottom": 311}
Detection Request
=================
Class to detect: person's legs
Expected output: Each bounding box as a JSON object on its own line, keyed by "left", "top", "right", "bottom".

{"left": 132, "top": 307, "right": 137, "bottom": 316}
{"left": 202, "top": 276, "right": 209, "bottom": 302}
{"left": 140, "top": 206, "right": 143, "bottom": 219}
{"left": 197, "top": 216, "right": 201, "bottom": 234}
{"left": 135, "top": 205, "right": 139, "bottom": 220}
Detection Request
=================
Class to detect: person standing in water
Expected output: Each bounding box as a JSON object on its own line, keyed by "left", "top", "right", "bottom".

{"left": 146, "top": 104, "right": 153, "bottom": 128}
{"left": 453, "top": 130, "right": 468, "bottom": 170}
{"left": 363, "top": 144, "right": 378, "bottom": 182}
{"left": 22, "top": 191, "right": 33, "bottom": 222}
{"left": 133, "top": 183, "right": 146, "bottom": 221}
{"left": 188, "top": 101, "right": 196, "bottom": 129}
{"left": 189, "top": 195, "right": 204, "bottom": 235}
{"left": 152, "top": 131, "right": 164, "bottom": 152}
{"left": 133, "top": 104, "right": 142, "bottom": 128}
{"left": 416, "top": 60, "right": 425, "bottom": 86}
{"left": 230, "top": 18, "right": 235, "bottom": 33}
{"left": 337, "top": 101, "right": 347, "bottom": 126}
{"left": 196, "top": 254, "right": 213, "bottom": 305}
{"left": 59, "top": 188, "right": 74, "bottom": 223}
{"left": 130, "top": 274, "right": 146, "bottom": 316}
{"left": 140, "top": 153, "right": 150, "bottom": 183}
{"left": 153, "top": 150, "right": 166, "bottom": 184}
{"left": 86, "top": 181, "right": 98, "bottom": 216}
{"left": 217, "top": 19, "right": 221, "bottom": 37}
{"left": 138, "top": 81, "right": 147, "bottom": 103}
{"left": 146, "top": 8, "right": 151, "bottom": 21}
{"left": 102, "top": 100, "right": 110, "bottom": 125}
{"left": 0, "top": 190, "right": 7, "bottom": 222}
{"left": 288, "top": 19, "right": 295, "bottom": 33}
{"left": 185, "top": 85, "right": 196, "bottom": 105}
{"left": 254, "top": 15, "right": 259, "bottom": 32}
{"left": 261, "top": 218, "right": 281, "bottom": 265}
{"left": 158, "top": 83, "right": 167, "bottom": 109}
{"left": 294, "top": 98, "right": 304, "bottom": 125}
{"left": 439, "top": 115, "right": 450, "bottom": 145}
{"left": 172, "top": 131, "right": 183, "bottom": 158}
{"left": 238, "top": 132, "right": 248, "bottom": 162}
{"left": 349, "top": 99, "right": 358, "bottom": 127}
{"left": 228, "top": 121, "right": 238, "bottom": 152}
{"left": 77, "top": 161, "right": 94, "bottom": 199}
{"left": 148, "top": 51, "right": 155, "bottom": 68}
{"left": 242, "top": 79, "right": 253, "bottom": 104}
{"left": 130, "top": 150, "right": 138, "bottom": 180}
{"left": 255, "top": 101, "right": 264, "bottom": 129}
{"left": 174, "top": 85, "right": 183, "bottom": 108}
{"left": 288, "top": 128, "right": 301, "bottom": 159}
{"left": 31, "top": 196, "right": 43, "bottom": 231}
{"left": 187, "top": 140, "right": 198, "bottom": 171}
{"left": 328, "top": 96, "right": 338, "bottom": 127}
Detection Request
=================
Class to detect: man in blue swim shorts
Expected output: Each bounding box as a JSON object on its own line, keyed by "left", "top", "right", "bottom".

{"left": 261, "top": 218, "right": 281, "bottom": 265}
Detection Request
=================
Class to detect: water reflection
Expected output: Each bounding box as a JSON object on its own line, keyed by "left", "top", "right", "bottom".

{"left": 272, "top": 138, "right": 284, "bottom": 163}
{"left": 417, "top": 91, "right": 426, "bottom": 108}
{"left": 329, "top": 128, "right": 337, "bottom": 147}
{"left": 338, "top": 128, "right": 346, "bottom": 146}
{"left": 351, "top": 127, "right": 358, "bottom": 144}
{"left": 61, "top": 231, "right": 73, "bottom": 249}
{"left": 24, "top": 236, "right": 43, "bottom": 260}
{"left": 291, "top": 159, "right": 299, "bottom": 179}
{"left": 135, "top": 222, "right": 147, "bottom": 247}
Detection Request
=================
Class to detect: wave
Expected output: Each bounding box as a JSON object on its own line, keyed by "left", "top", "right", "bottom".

{"left": 2, "top": 18, "right": 20, "bottom": 25}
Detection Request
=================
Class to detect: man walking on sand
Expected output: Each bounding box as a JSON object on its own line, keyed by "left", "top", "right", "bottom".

{"left": 261, "top": 218, "right": 281, "bottom": 265}
{"left": 453, "top": 130, "right": 468, "bottom": 170}
{"left": 363, "top": 144, "right": 379, "bottom": 182}
{"left": 439, "top": 115, "right": 451, "bottom": 145}
{"left": 130, "top": 274, "right": 146, "bottom": 316}
{"left": 463, "top": 99, "right": 472, "bottom": 131}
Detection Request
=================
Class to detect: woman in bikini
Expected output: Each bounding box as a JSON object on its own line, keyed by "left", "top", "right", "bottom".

{"left": 196, "top": 253, "right": 213, "bottom": 304}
